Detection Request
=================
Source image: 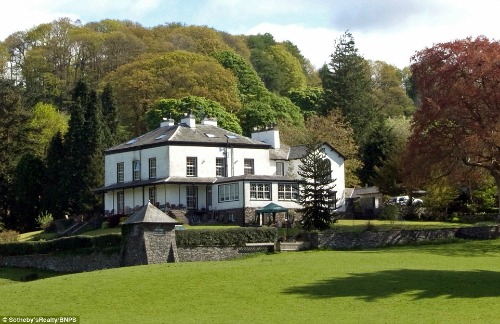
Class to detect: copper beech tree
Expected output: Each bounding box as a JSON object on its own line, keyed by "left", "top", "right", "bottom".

{"left": 406, "top": 36, "right": 500, "bottom": 213}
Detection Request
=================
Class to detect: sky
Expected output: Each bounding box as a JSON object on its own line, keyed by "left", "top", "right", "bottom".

{"left": 0, "top": 0, "right": 499, "bottom": 69}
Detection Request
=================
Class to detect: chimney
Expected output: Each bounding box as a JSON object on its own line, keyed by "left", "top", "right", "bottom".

{"left": 201, "top": 117, "right": 218, "bottom": 127}
{"left": 251, "top": 125, "right": 280, "bottom": 149}
{"left": 181, "top": 113, "right": 196, "bottom": 128}
{"left": 160, "top": 117, "right": 175, "bottom": 127}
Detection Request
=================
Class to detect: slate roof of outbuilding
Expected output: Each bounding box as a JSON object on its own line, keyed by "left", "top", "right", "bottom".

{"left": 106, "top": 123, "right": 270, "bottom": 154}
{"left": 270, "top": 143, "right": 346, "bottom": 161}
{"left": 123, "top": 202, "right": 180, "bottom": 224}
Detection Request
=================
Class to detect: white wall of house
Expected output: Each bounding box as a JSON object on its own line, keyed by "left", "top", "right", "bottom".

{"left": 288, "top": 145, "right": 346, "bottom": 212}
{"left": 104, "top": 146, "right": 169, "bottom": 185}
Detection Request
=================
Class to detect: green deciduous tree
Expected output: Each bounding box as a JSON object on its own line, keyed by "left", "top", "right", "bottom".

{"left": 286, "top": 86, "right": 324, "bottom": 117}
{"left": 298, "top": 144, "right": 337, "bottom": 230}
{"left": 105, "top": 51, "right": 242, "bottom": 135}
{"left": 304, "top": 110, "right": 362, "bottom": 187}
{"left": 28, "top": 102, "right": 68, "bottom": 157}
{"left": 211, "top": 50, "right": 267, "bottom": 103}
{"left": 370, "top": 60, "right": 415, "bottom": 117}
{"left": 238, "top": 92, "right": 303, "bottom": 135}
{"left": 146, "top": 96, "right": 242, "bottom": 134}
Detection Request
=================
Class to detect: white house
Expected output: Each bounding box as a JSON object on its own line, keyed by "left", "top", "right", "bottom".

{"left": 96, "top": 115, "right": 345, "bottom": 226}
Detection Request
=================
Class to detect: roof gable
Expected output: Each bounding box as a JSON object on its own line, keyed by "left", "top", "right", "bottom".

{"left": 123, "top": 202, "right": 180, "bottom": 224}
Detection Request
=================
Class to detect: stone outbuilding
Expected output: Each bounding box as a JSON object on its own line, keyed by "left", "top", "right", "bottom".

{"left": 120, "top": 202, "right": 181, "bottom": 266}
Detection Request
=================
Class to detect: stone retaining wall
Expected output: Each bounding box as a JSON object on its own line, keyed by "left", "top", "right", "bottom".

{"left": 0, "top": 246, "right": 271, "bottom": 272}
{"left": 177, "top": 245, "right": 270, "bottom": 262}
{"left": 315, "top": 226, "right": 499, "bottom": 250}
{"left": 0, "top": 226, "right": 497, "bottom": 272}
{"left": 0, "top": 253, "right": 120, "bottom": 272}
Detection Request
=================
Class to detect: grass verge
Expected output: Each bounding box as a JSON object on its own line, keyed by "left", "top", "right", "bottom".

{"left": 0, "top": 239, "right": 498, "bottom": 323}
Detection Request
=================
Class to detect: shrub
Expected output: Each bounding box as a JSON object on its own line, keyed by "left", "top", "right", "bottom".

{"left": 36, "top": 211, "right": 54, "bottom": 230}
{"left": 176, "top": 227, "right": 276, "bottom": 247}
{"left": 380, "top": 205, "right": 400, "bottom": 224}
{"left": 0, "top": 230, "right": 20, "bottom": 243}
{"left": 0, "top": 234, "right": 122, "bottom": 256}
{"left": 91, "top": 234, "right": 122, "bottom": 249}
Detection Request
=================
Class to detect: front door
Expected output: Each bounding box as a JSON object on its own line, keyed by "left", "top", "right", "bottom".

{"left": 186, "top": 186, "right": 198, "bottom": 210}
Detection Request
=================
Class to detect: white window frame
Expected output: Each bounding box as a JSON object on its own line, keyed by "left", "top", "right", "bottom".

{"left": 276, "top": 162, "right": 285, "bottom": 176}
{"left": 218, "top": 183, "right": 239, "bottom": 202}
{"left": 133, "top": 160, "right": 140, "bottom": 181}
{"left": 250, "top": 183, "right": 271, "bottom": 200}
{"left": 149, "top": 158, "right": 156, "bottom": 179}
{"left": 186, "top": 157, "right": 197, "bottom": 177}
{"left": 117, "top": 162, "right": 124, "bottom": 183}
{"left": 244, "top": 159, "right": 254, "bottom": 175}
{"left": 216, "top": 157, "right": 225, "bottom": 177}
{"left": 278, "top": 183, "right": 298, "bottom": 201}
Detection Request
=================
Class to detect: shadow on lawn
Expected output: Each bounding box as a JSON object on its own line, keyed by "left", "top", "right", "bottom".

{"left": 283, "top": 269, "right": 500, "bottom": 301}
{"left": 0, "top": 267, "right": 63, "bottom": 283}
{"left": 393, "top": 239, "right": 500, "bottom": 258}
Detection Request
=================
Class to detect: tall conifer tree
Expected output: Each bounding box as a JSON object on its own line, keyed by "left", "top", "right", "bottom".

{"left": 0, "top": 80, "right": 31, "bottom": 228}
{"left": 298, "top": 144, "right": 337, "bottom": 230}
{"left": 320, "top": 31, "right": 379, "bottom": 143}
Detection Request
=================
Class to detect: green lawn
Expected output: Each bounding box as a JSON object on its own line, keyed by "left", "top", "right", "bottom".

{"left": 0, "top": 239, "right": 499, "bottom": 323}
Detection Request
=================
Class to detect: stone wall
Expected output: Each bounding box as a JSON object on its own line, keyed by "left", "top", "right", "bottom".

{"left": 0, "top": 253, "right": 120, "bottom": 272}
{"left": 0, "top": 226, "right": 497, "bottom": 272}
{"left": 0, "top": 246, "right": 270, "bottom": 272}
{"left": 314, "top": 225, "right": 499, "bottom": 250}
{"left": 177, "top": 245, "right": 270, "bottom": 262}
{"left": 121, "top": 223, "right": 178, "bottom": 266}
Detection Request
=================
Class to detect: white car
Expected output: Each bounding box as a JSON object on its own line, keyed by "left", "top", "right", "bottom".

{"left": 387, "top": 196, "right": 423, "bottom": 206}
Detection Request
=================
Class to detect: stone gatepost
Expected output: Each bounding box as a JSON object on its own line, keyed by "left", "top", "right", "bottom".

{"left": 120, "top": 202, "right": 181, "bottom": 267}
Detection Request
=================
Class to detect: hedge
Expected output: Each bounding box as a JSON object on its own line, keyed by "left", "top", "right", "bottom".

{"left": 0, "top": 234, "right": 122, "bottom": 257}
{"left": 175, "top": 227, "right": 277, "bottom": 247}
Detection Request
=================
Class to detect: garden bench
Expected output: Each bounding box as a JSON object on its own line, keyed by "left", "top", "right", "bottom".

{"left": 245, "top": 242, "right": 275, "bottom": 252}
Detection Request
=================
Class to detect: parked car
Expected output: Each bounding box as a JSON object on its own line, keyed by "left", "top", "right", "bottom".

{"left": 387, "top": 196, "right": 423, "bottom": 206}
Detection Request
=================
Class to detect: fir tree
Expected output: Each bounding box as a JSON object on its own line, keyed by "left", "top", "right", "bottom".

{"left": 0, "top": 80, "right": 32, "bottom": 228}
{"left": 44, "top": 131, "right": 67, "bottom": 218}
{"left": 12, "top": 153, "right": 46, "bottom": 231}
{"left": 101, "top": 83, "right": 119, "bottom": 147}
{"left": 62, "top": 81, "right": 105, "bottom": 215}
{"left": 298, "top": 144, "right": 337, "bottom": 230}
{"left": 320, "top": 31, "right": 379, "bottom": 143}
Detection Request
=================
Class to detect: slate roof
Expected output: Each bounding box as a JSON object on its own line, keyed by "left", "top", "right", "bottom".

{"left": 123, "top": 202, "right": 180, "bottom": 224}
{"left": 95, "top": 174, "right": 299, "bottom": 193}
{"left": 270, "top": 143, "right": 346, "bottom": 161}
{"left": 106, "top": 123, "right": 270, "bottom": 154}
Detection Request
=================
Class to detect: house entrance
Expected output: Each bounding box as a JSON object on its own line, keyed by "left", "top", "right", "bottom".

{"left": 186, "top": 186, "right": 198, "bottom": 210}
